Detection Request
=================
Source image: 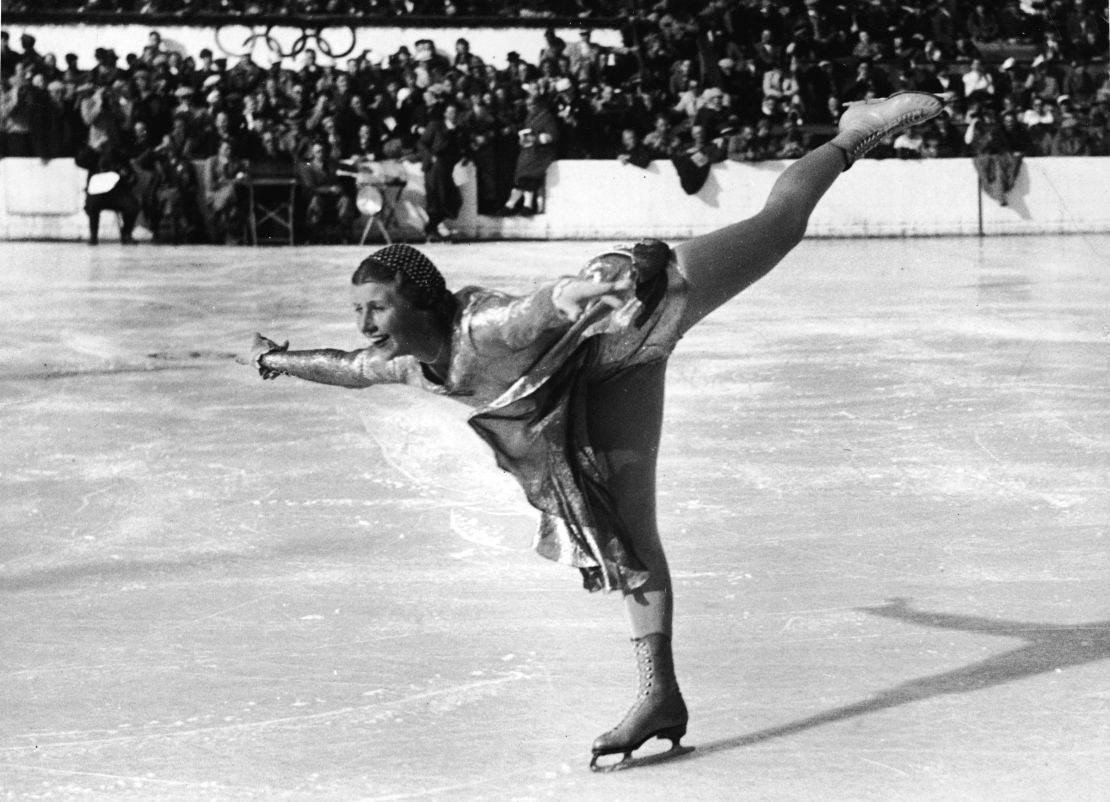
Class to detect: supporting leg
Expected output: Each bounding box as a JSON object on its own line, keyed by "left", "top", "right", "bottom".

{"left": 585, "top": 360, "right": 673, "bottom": 638}
{"left": 585, "top": 361, "right": 688, "bottom": 768}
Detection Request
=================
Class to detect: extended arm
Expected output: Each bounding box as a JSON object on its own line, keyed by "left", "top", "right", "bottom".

{"left": 251, "top": 334, "right": 408, "bottom": 388}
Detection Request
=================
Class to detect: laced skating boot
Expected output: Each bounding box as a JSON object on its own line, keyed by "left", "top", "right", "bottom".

{"left": 832, "top": 91, "right": 946, "bottom": 167}
{"left": 590, "top": 633, "right": 689, "bottom": 771}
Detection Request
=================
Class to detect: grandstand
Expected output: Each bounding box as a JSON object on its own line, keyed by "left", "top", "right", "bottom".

{"left": 0, "top": 1, "right": 1107, "bottom": 242}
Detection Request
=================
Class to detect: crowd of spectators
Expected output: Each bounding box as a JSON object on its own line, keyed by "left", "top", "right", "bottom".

{"left": 0, "top": 0, "right": 1108, "bottom": 242}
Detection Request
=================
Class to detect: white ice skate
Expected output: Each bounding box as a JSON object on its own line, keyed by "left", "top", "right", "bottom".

{"left": 835, "top": 91, "right": 947, "bottom": 166}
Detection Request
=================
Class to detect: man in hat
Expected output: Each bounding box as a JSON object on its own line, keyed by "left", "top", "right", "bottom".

{"left": 19, "top": 33, "right": 42, "bottom": 70}
{"left": 1048, "top": 114, "right": 1090, "bottom": 156}
{"left": 1, "top": 31, "right": 21, "bottom": 82}
{"left": 567, "top": 29, "right": 602, "bottom": 85}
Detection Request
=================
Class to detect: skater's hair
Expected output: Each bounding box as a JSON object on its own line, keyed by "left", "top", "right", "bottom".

{"left": 352, "top": 244, "right": 457, "bottom": 322}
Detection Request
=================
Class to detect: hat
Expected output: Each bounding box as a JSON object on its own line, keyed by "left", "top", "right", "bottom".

{"left": 507, "top": 51, "right": 520, "bottom": 61}
{"left": 365, "top": 244, "right": 446, "bottom": 302}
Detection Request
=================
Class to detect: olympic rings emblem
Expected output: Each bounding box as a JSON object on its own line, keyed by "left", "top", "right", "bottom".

{"left": 215, "top": 24, "right": 357, "bottom": 61}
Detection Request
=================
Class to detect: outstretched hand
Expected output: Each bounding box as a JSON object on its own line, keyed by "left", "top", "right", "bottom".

{"left": 250, "top": 333, "right": 288, "bottom": 380}
{"left": 553, "top": 277, "right": 634, "bottom": 322}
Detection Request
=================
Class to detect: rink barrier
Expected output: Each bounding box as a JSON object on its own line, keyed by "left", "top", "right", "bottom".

{"left": 1, "top": 156, "right": 1108, "bottom": 242}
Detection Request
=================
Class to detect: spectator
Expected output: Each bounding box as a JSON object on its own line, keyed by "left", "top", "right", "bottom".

{"left": 616, "top": 126, "right": 651, "bottom": 168}
{"left": 1048, "top": 116, "right": 1090, "bottom": 156}
{"left": 78, "top": 83, "right": 128, "bottom": 162}
{"left": 962, "top": 58, "right": 995, "bottom": 103}
{"left": 726, "top": 122, "right": 761, "bottom": 162}
{"left": 1062, "top": 59, "right": 1096, "bottom": 109}
{"left": 893, "top": 124, "right": 925, "bottom": 159}
{"left": 1, "top": 68, "right": 35, "bottom": 157}
{"left": 966, "top": 3, "right": 1001, "bottom": 42}
{"left": 453, "top": 37, "right": 485, "bottom": 76}
{"left": 154, "top": 149, "right": 202, "bottom": 243}
{"left": 501, "top": 92, "right": 558, "bottom": 216}
{"left": 672, "top": 74, "right": 701, "bottom": 122}
{"left": 852, "top": 30, "right": 885, "bottom": 61}
{"left": 1, "top": 31, "right": 19, "bottom": 83}
{"left": 692, "top": 87, "right": 728, "bottom": 140}
{"left": 82, "top": 144, "right": 139, "bottom": 246}
{"left": 775, "top": 116, "right": 807, "bottom": 159}
{"left": 297, "top": 140, "right": 355, "bottom": 242}
{"left": 567, "top": 29, "right": 604, "bottom": 85}
{"left": 1025, "top": 56, "right": 1062, "bottom": 104}
{"left": 203, "top": 139, "right": 247, "bottom": 244}
{"left": 920, "top": 131, "right": 942, "bottom": 159}
{"left": 672, "top": 122, "right": 725, "bottom": 195}
{"left": 1021, "top": 96, "right": 1056, "bottom": 141}
{"left": 465, "top": 95, "right": 503, "bottom": 216}
{"left": 997, "top": 111, "right": 1032, "bottom": 155}
{"left": 642, "top": 112, "right": 681, "bottom": 160}
{"left": 160, "top": 111, "right": 200, "bottom": 161}
{"left": 417, "top": 99, "right": 468, "bottom": 239}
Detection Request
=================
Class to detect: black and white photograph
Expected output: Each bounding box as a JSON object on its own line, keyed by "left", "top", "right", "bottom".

{"left": 1, "top": 2, "right": 1108, "bottom": 799}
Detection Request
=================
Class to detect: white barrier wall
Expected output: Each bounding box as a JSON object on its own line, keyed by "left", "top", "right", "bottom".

{"left": 2, "top": 157, "right": 1109, "bottom": 242}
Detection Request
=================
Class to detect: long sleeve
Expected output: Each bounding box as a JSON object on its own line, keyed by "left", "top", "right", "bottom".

{"left": 260, "top": 347, "right": 418, "bottom": 388}
{"left": 462, "top": 282, "right": 572, "bottom": 355}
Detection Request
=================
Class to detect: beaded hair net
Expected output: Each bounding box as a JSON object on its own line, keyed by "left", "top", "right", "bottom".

{"left": 369, "top": 244, "right": 446, "bottom": 298}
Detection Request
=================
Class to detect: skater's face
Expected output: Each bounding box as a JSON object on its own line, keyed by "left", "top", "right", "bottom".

{"left": 352, "top": 278, "right": 444, "bottom": 363}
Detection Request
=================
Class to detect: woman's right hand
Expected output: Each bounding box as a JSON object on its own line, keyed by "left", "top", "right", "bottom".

{"left": 251, "top": 333, "right": 288, "bottom": 380}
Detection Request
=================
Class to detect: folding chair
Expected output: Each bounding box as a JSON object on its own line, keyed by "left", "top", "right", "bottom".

{"left": 246, "top": 176, "right": 297, "bottom": 246}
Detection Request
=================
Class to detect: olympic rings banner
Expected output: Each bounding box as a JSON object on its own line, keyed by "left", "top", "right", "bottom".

{"left": 12, "top": 23, "right": 622, "bottom": 71}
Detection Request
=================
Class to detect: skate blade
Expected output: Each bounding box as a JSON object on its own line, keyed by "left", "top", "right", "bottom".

{"left": 590, "top": 744, "right": 695, "bottom": 773}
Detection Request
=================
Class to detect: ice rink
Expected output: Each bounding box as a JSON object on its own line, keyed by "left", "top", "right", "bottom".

{"left": 2, "top": 235, "right": 1108, "bottom": 801}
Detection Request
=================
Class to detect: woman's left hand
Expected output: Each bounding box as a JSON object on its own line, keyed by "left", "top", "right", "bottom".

{"left": 552, "top": 277, "right": 634, "bottom": 322}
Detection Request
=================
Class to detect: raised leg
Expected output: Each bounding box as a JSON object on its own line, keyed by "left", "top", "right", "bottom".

{"left": 675, "top": 143, "right": 845, "bottom": 332}
{"left": 675, "top": 91, "right": 945, "bottom": 334}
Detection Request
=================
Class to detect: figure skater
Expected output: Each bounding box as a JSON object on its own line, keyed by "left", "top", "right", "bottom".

{"left": 249, "top": 92, "right": 945, "bottom": 771}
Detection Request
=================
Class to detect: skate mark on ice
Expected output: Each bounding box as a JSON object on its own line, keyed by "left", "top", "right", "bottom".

{"left": 0, "top": 761, "right": 263, "bottom": 794}
{"left": 352, "top": 766, "right": 538, "bottom": 801}
{"left": 0, "top": 672, "right": 529, "bottom": 751}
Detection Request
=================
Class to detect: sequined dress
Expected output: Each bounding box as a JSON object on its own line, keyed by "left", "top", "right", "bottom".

{"left": 353, "top": 249, "right": 689, "bottom": 592}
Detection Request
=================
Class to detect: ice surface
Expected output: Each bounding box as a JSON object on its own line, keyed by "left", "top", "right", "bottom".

{"left": 1, "top": 237, "right": 1109, "bottom": 800}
